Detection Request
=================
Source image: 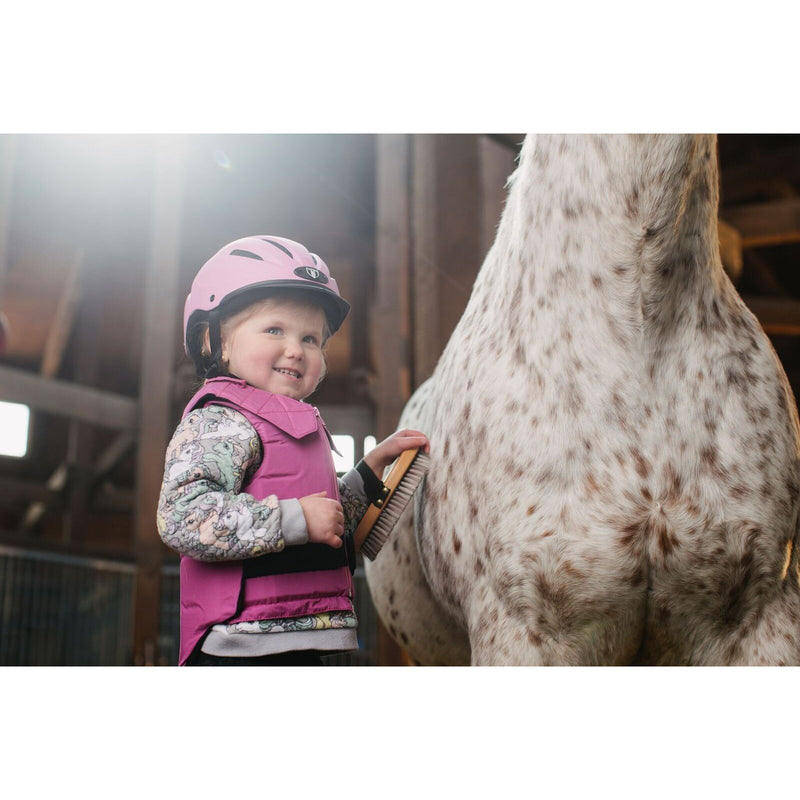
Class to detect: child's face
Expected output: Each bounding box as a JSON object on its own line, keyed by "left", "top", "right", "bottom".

{"left": 221, "top": 297, "right": 327, "bottom": 400}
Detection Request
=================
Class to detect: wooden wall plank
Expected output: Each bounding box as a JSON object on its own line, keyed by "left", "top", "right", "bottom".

{"left": 132, "top": 137, "right": 185, "bottom": 666}
{"left": 743, "top": 296, "right": 800, "bottom": 336}
{"left": 374, "top": 134, "right": 413, "bottom": 667}
{"left": 412, "top": 135, "right": 483, "bottom": 385}
{"left": 720, "top": 143, "right": 800, "bottom": 203}
{"left": 0, "top": 135, "right": 16, "bottom": 298}
{"left": 374, "top": 134, "right": 412, "bottom": 438}
{"left": 722, "top": 197, "right": 800, "bottom": 248}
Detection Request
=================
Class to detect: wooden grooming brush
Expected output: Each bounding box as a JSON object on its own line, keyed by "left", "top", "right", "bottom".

{"left": 354, "top": 447, "right": 430, "bottom": 560}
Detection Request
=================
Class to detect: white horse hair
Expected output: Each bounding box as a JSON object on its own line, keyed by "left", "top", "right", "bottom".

{"left": 365, "top": 134, "right": 800, "bottom": 666}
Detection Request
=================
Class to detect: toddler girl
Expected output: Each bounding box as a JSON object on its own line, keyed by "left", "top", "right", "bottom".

{"left": 157, "top": 235, "right": 429, "bottom": 666}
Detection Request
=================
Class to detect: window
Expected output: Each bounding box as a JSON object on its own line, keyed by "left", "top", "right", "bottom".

{"left": 330, "top": 435, "right": 377, "bottom": 473}
{"left": 331, "top": 435, "right": 355, "bottom": 473}
{"left": 0, "top": 401, "right": 30, "bottom": 458}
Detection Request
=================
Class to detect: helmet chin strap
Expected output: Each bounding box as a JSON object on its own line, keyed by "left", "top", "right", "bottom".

{"left": 204, "top": 309, "right": 224, "bottom": 379}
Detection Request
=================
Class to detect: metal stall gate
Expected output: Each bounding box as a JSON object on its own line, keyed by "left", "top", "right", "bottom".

{"left": 0, "top": 544, "right": 136, "bottom": 666}
{"left": 0, "top": 544, "right": 377, "bottom": 666}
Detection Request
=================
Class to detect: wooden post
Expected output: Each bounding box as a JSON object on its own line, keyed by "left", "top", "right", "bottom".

{"left": 371, "top": 134, "right": 516, "bottom": 665}
{"left": 0, "top": 134, "right": 16, "bottom": 301}
{"left": 132, "top": 136, "right": 184, "bottom": 666}
{"left": 63, "top": 254, "right": 99, "bottom": 545}
{"left": 373, "top": 134, "right": 413, "bottom": 666}
{"left": 374, "top": 134, "right": 413, "bottom": 432}
{"left": 411, "top": 135, "right": 487, "bottom": 385}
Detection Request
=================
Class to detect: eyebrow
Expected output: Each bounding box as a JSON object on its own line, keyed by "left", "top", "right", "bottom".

{"left": 257, "top": 313, "right": 324, "bottom": 336}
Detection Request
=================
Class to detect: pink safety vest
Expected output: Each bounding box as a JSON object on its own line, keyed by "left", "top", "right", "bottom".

{"left": 178, "top": 377, "right": 353, "bottom": 665}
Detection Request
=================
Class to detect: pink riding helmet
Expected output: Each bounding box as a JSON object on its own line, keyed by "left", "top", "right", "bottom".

{"left": 183, "top": 235, "right": 350, "bottom": 376}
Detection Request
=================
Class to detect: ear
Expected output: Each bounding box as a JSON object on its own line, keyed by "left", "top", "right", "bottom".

{"left": 201, "top": 326, "right": 212, "bottom": 357}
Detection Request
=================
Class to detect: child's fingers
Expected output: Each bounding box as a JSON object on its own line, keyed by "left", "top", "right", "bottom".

{"left": 394, "top": 428, "right": 428, "bottom": 440}
{"left": 388, "top": 432, "right": 431, "bottom": 453}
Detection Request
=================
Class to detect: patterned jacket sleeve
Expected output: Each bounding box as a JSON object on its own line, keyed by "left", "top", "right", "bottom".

{"left": 157, "top": 405, "right": 290, "bottom": 561}
{"left": 339, "top": 470, "right": 370, "bottom": 538}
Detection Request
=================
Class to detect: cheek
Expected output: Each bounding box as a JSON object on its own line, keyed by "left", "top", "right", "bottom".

{"left": 311, "top": 352, "right": 327, "bottom": 383}
{"left": 220, "top": 330, "right": 237, "bottom": 363}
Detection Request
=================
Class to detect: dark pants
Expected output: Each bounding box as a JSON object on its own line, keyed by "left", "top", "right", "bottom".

{"left": 186, "top": 649, "right": 324, "bottom": 667}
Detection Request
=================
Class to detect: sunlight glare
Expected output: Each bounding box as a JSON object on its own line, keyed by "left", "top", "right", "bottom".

{"left": 0, "top": 401, "right": 30, "bottom": 458}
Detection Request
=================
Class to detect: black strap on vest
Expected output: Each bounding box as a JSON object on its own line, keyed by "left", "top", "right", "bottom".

{"left": 243, "top": 538, "right": 354, "bottom": 577}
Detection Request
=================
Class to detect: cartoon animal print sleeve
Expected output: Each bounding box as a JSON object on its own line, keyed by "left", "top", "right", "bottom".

{"left": 339, "top": 470, "right": 369, "bottom": 538}
{"left": 157, "top": 405, "right": 287, "bottom": 561}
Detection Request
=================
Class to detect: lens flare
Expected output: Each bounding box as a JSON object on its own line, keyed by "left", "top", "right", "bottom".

{"left": 212, "top": 149, "right": 232, "bottom": 171}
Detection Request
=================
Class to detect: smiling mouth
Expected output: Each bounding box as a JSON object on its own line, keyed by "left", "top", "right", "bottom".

{"left": 274, "top": 368, "right": 302, "bottom": 379}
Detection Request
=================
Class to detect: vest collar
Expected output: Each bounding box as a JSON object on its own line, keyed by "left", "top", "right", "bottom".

{"left": 187, "top": 377, "right": 321, "bottom": 440}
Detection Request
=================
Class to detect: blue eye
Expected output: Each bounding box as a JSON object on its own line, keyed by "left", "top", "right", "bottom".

{"left": 265, "top": 327, "right": 282, "bottom": 335}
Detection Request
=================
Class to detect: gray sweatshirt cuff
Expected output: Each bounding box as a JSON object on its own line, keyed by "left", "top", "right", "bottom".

{"left": 279, "top": 499, "right": 309, "bottom": 546}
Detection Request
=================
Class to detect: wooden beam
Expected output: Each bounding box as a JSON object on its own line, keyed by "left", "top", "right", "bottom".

{"left": 93, "top": 431, "right": 135, "bottom": 482}
{"left": 18, "top": 247, "right": 87, "bottom": 535}
{"left": 720, "top": 142, "right": 800, "bottom": 204}
{"left": 0, "top": 365, "right": 137, "bottom": 429}
{"left": 721, "top": 198, "right": 800, "bottom": 249}
{"left": 132, "top": 136, "right": 185, "bottom": 666}
{"left": 19, "top": 432, "right": 134, "bottom": 533}
{"left": 0, "top": 477, "right": 59, "bottom": 506}
{"left": 717, "top": 218, "right": 743, "bottom": 283}
{"left": 94, "top": 484, "right": 134, "bottom": 513}
{"left": 19, "top": 464, "right": 68, "bottom": 531}
{"left": 40, "top": 249, "right": 84, "bottom": 377}
{"left": 743, "top": 250, "right": 787, "bottom": 295}
{"left": 742, "top": 296, "right": 800, "bottom": 337}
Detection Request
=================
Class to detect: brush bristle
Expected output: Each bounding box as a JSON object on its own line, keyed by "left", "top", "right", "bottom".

{"left": 361, "top": 453, "right": 430, "bottom": 560}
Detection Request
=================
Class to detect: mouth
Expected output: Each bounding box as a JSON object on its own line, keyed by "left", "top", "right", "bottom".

{"left": 274, "top": 367, "right": 302, "bottom": 379}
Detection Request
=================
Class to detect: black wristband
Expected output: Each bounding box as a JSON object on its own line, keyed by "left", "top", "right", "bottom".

{"left": 355, "top": 459, "right": 390, "bottom": 508}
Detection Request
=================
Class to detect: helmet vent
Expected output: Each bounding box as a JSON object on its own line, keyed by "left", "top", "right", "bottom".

{"left": 230, "top": 249, "right": 263, "bottom": 260}
{"left": 311, "top": 254, "right": 318, "bottom": 265}
{"left": 261, "top": 239, "right": 294, "bottom": 259}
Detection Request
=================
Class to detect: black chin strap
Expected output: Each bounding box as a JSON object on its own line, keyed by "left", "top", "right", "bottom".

{"left": 204, "top": 309, "right": 224, "bottom": 379}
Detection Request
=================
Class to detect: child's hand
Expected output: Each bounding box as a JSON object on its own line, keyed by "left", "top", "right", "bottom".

{"left": 299, "top": 492, "right": 345, "bottom": 548}
{"left": 363, "top": 428, "right": 430, "bottom": 479}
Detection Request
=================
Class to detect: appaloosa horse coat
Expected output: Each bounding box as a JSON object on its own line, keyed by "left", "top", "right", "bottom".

{"left": 365, "top": 134, "right": 800, "bottom": 666}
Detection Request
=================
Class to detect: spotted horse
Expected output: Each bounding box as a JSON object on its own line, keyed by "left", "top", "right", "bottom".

{"left": 364, "top": 134, "right": 800, "bottom": 666}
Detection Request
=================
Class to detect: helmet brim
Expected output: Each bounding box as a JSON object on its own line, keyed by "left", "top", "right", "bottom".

{"left": 184, "top": 279, "right": 350, "bottom": 358}
{"left": 216, "top": 280, "right": 351, "bottom": 333}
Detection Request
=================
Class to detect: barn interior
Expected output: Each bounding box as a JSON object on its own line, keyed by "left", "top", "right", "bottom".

{"left": 0, "top": 133, "right": 798, "bottom": 666}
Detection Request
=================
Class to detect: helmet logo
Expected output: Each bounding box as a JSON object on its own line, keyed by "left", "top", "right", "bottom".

{"left": 294, "top": 266, "right": 329, "bottom": 284}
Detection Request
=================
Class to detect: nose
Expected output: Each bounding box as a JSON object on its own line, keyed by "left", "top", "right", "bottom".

{"left": 284, "top": 336, "right": 304, "bottom": 359}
